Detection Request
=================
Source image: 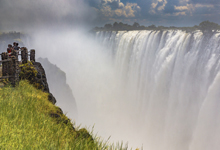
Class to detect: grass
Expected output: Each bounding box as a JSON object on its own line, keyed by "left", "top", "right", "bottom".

{"left": 0, "top": 66, "right": 2, "bottom": 76}
{"left": 0, "top": 80, "right": 139, "bottom": 150}
{"left": 0, "top": 80, "right": 98, "bottom": 149}
{"left": 0, "top": 66, "right": 3, "bottom": 87}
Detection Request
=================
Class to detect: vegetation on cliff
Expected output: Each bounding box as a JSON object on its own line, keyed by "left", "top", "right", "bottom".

{"left": 93, "top": 21, "right": 220, "bottom": 32}
{"left": 0, "top": 81, "right": 99, "bottom": 149}
{"left": 0, "top": 63, "right": 138, "bottom": 149}
{"left": 19, "top": 61, "right": 38, "bottom": 87}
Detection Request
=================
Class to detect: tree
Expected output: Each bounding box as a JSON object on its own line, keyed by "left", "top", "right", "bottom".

{"left": 139, "top": 25, "right": 146, "bottom": 30}
{"left": 113, "top": 22, "right": 119, "bottom": 29}
{"left": 148, "top": 25, "right": 156, "bottom": 29}
{"left": 112, "top": 22, "right": 125, "bottom": 30}
{"left": 104, "top": 24, "right": 113, "bottom": 30}
{"left": 158, "top": 26, "right": 165, "bottom": 30}
{"left": 118, "top": 22, "right": 124, "bottom": 29}
{"left": 132, "top": 22, "right": 140, "bottom": 28}
{"left": 199, "top": 21, "right": 220, "bottom": 32}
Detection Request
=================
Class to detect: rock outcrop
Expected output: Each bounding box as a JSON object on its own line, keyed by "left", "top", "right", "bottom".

{"left": 19, "top": 61, "right": 75, "bottom": 128}
{"left": 19, "top": 61, "right": 57, "bottom": 105}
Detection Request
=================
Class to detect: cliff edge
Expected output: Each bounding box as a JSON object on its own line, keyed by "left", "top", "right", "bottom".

{"left": 37, "top": 57, "right": 77, "bottom": 119}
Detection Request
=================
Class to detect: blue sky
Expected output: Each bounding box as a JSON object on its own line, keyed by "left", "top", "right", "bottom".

{"left": 0, "top": 0, "right": 219, "bottom": 30}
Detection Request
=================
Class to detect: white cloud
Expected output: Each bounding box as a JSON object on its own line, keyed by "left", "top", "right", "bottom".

{"left": 174, "top": 12, "right": 187, "bottom": 16}
{"left": 174, "top": 5, "right": 189, "bottom": 11}
{"left": 150, "top": 0, "right": 167, "bottom": 14}
{"left": 148, "top": 0, "right": 216, "bottom": 17}
{"left": 173, "top": 3, "right": 215, "bottom": 16}
{"left": 195, "top": 4, "right": 214, "bottom": 8}
{"left": 101, "top": 6, "right": 114, "bottom": 17}
{"left": 115, "top": 3, "right": 141, "bottom": 17}
{"left": 97, "top": 0, "right": 141, "bottom": 18}
{"left": 151, "top": 2, "right": 158, "bottom": 9}
{"left": 158, "top": 0, "right": 167, "bottom": 11}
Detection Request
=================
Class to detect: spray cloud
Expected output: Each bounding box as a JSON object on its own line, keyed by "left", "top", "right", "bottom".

{"left": 0, "top": 0, "right": 144, "bottom": 148}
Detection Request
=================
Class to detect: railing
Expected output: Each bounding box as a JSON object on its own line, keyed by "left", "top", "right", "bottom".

{"left": 0, "top": 48, "right": 35, "bottom": 86}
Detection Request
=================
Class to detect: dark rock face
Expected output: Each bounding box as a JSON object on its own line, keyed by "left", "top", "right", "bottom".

{"left": 19, "top": 61, "right": 57, "bottom": 105}
{"left": 34, "top": 62, "right": 57, "bottom": 105}
{"left": 49, "top": 108, "right": 75, "bottom": 130}
{"left": 37, "top": 58, "right": 77, "bottom": 119}
{"left": 49, "top": 113, "right": 60, "bottom": 118}
{"left": 19, "top": 61, "right": 57, "bottom": 106}
{"left": 76, "top": 128, "right": 94, "bottom": 142}
{"left": 48, "top": 93, "right": 57, "bottom": 104}
{"left": 33, "top": 62, "right": 50, "bottom": 93}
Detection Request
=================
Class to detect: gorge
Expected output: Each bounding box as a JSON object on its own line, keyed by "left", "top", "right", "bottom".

{"left": 1, "top": 0, "right": 219, "bottom": 149}
{"left": 20, "top": 28, "right": 220, "bottom": 150}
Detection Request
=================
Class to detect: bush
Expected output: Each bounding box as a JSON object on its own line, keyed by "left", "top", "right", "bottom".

{"left": 19, "top": 61, "right": 37, "bottom": 83}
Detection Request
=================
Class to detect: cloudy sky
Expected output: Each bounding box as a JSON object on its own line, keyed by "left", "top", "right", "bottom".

{"left": 0, "top": 0, "right": 219, "bottom": 30}
{"left": 90, "top": 0, "right": 220, "bottom": 26}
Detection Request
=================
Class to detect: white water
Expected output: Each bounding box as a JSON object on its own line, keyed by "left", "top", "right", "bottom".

{"left": 96, "top": 30, "right": 220, "bottom": 150}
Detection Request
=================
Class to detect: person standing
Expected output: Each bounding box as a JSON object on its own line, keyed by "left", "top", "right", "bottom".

{"left": 15, "top": 43, "right": 20, "bottom": 50}
{"left": 13, "top": 42, "right": 19, "bottom": 50}
{"left": 7, "top": 44, "right": 12, "bottom": 57}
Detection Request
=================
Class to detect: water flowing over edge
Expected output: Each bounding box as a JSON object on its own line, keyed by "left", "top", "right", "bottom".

{"left": 96, "top": 30, "right": 220, "bottom": 150}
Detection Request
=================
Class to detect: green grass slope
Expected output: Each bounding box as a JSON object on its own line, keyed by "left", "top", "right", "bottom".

{"left": 0, "top": 81, "right": 140, "bottom": 150}
{"left": 0, "top": 80, "right": 101, "bottom": 150}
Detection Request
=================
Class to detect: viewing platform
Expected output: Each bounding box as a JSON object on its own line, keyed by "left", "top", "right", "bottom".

{"left": 0, "top": 47, "right": 35, "bottom": 87}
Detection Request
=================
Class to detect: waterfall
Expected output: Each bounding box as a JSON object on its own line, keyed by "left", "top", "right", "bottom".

{"left": 96, "top": 30, "right": 220, "bottom": 150}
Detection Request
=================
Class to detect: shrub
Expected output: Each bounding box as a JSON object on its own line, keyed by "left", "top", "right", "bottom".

{"left": 19, "top": 61, "right": 37, "bottom": 83}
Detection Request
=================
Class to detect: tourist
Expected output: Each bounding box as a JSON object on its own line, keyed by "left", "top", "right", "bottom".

{"left": 7, "top": 44, "right": 12, "bottom": 56}
{"left": 12, "top": 42, "right": 16, "bottom": 49}
{"left": 16, "top": 43, "right": 20, "bottom": 50}
{"left": 13, "top": 42, "right": 19, "bottom": 50}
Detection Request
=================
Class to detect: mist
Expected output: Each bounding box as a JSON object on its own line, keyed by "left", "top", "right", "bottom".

{"left": 0, "top": 2, "right": 162, "bottom": 149}
{"left": 2, "top": 0, "right": 220, "bottom": 150}
{"left": 0, "top": 0, "right": 96, "bottom": 31}
{"left": 0, "top": 0, "right": 145, "bottom": 148}
{"left": 30, "top": 29, "right": 145, "bottom": 148}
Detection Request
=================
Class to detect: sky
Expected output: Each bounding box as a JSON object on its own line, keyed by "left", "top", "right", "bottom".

{"left": 89, "top": 0, "right": 220, "bottom": 27}
{"left": 0, "top": 0, "right": 220, "bottom": 30}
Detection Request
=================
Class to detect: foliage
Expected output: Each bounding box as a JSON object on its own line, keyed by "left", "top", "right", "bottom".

{"left": 2, "top": 78, "right": 9, "bottom": 85}
{"left": 0, "top": 80, "right": 137, "bottom": 149}
{"left": 148, "top": 25, "right": 156, "bottom": 29}
{"left": 19, "top": 61, "right": 37, "bottom": 84}
{"left": 93, "top": 21, "right": 220, "bottom": 33}
{"left": 104, "top": 24, "right": 113, "bottom": 30}
{"left": 0, "top": 81, "right": 97, "bottom": 149}
{"left": 132, "top": 22, "right": 140, "bottom": 28}
{"left": 19, "top": 61, "right": 45, "bottom": 90}
{"left": 199, "top": 21, "right": 220, "bottom": 32}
